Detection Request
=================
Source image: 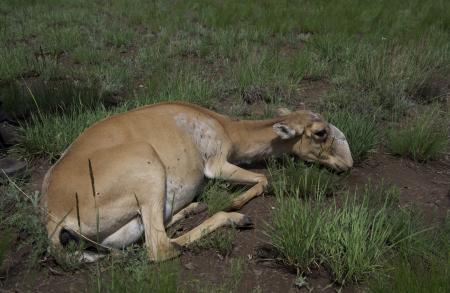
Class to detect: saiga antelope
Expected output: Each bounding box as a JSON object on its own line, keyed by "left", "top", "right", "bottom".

{"left": 40, "top": 102, "right": 353, "bottom": 261}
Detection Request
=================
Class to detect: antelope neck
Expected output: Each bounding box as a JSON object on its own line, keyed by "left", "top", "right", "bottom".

{"left": 225, "top": 117, "right": 296, "bottom": 163}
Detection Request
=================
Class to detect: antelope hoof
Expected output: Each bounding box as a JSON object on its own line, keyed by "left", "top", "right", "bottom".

{"left": 151, "top": 242, "right": 181, "bottom": 262}
{"left": 235, "top": 215, "right": 254, "bottom": 229}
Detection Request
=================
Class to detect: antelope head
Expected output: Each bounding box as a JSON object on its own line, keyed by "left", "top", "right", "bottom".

{"left": 273, "top": 107, "right": 353, "bottom": 172}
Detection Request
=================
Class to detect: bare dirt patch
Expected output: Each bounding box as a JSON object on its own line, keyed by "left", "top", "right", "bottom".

{"left": 347, "top": 153, "right": 450, "bottom": 221}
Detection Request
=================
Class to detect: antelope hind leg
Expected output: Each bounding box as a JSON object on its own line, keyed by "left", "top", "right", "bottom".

{"left": 94, "top": 142, "right": 180, "bottom": 261}
{"left": 125, "top": 144, "right": 180, "bottom": 261}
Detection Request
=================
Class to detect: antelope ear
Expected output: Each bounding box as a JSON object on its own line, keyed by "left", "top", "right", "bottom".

{"left": 273, "top": 123, "right": 297, "bottom": 139}
{"left": 276, "top": 108, "right": 292, "bottom": 116}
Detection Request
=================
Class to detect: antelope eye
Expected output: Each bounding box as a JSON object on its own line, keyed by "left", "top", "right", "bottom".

{"left": 314, "top": 129, "right": 327, "bottom": 138}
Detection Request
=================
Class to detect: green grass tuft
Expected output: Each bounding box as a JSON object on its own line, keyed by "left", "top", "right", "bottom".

{"left": 197, "top": 179, "right": 243, "bottom": 216}
{"left": 326, "top": 110, "right": 378, "bottom": 163}
{"left": 0, "top": 229, "right": 13, "bottom": 268}
{"left": 268, "top": 156, "right": 342, "bottom": 198}
{"left": 0, "top": 180, "right": 48, "bottom": 267}
{"left": 51, "top": 241, "right": 85, "bottom": 272}
{"left": 370, "top": 218, "right": 450, "bottom": 293}
{"left": 11, "top": 104, "right": 125, "bottom": 161}
{"left": 268, "top": 180, "right": 434, "bottom": 285}
{"left": 189, "top": 229, "right": 236, "bottom": 256}
{"left": 186, "top": 257, "right": 245, "bottom": 293}
{"left": 387, "top": 108, "right": 449, "bottom": 161}
{"left": 92, "top": 248, "right": 180, "bottom": 293}
{"left": 370, "top": 257, "right": 450, "bottom": 293}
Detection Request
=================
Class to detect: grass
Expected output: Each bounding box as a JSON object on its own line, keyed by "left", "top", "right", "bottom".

{"left": 0, "top": 179, "right": 48, "bottom": 267}
{"left": 91, "top": 247, "right": 180, "bottom": 293}
{"left": 268, "top": 156, "right": 342, "bottom": 198}
{"left": 267, "top": 175, "right": 438, "bottom": 285}
{"left": 189, "top": 229, "right": 236, "bottom": 257}
{"left": 0, "top": 229, "right": 13, "bottom": 268}
{"left": 197, "top": 179, "right": 243, "bottom": 216}
{"left": 50, "top": 241, "right": 85, "bottom": 272}
{"left": 12, "top": 104, "right": 122, "bottom": 161}
{"left": 186, "top": 257, "right": 245, "bottom": 293}
{"left": 1, "top": 0, "right": 450, "bottom": 291}
{"left": 93, "top": 248, "right": 244, "bottom": 293}
{"left": 1, "top": 0, "right": 449, "bottom": 118}
{"left": 370, "top": 257, "right": 450, "bottom": 293}
{"left": 326, "top": 110, "right": 378, "bottom": 163}
{"left": 387, "top": 107, "right": 449, "bottom": 161}
{"left": 2, "top": 0, "right": 448, "bottom": 163}
{"left": 370, "top": 218, "right": 450, "bottom": 293}
{"left": 319, "top": 187, "right": 400, "bottom": 284}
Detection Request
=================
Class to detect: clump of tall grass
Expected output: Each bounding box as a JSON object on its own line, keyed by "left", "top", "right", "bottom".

{"left": 326, "top": 110, "right": 378, "bottom": 163}
{"left": 319, "top": 186, "right": 401, "bottom": 284}
{"left": 267, "top": 179, "right": 433, "bottom": 285}
{"left": 0, "top": 229, "right": 13, "bottom": 268}
{"left": 91, "top": 248, "right": 180, "bottom": 293}
{"left": 0, "top": 180, "right": 48, "bottom": 267}
{"left": 197, "top": 179, "right": 243, "bottom": 215}
{"left": 12, "top": 104, "right": 126, "bottom": 161}
{"left": 370, "top": 257, "right": 450, "bottom": 293}
{"left": 189, "top": 229, "right": 236, "bottom": 256}
{"left": 51, "top": 241, "right": 86, "bottom": 272}
{"left": 268, "top": 156, "right": 341, "bottom": 198}
{"left": 370, "top": 217, "right": 450, "bottom": 293}
{"left": 387, "top": 108, "right": 449, "bottom": 162}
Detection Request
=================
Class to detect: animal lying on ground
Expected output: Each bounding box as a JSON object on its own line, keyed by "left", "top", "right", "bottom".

{"left": 40, "top": 102, "right": 353, "bottom": 261}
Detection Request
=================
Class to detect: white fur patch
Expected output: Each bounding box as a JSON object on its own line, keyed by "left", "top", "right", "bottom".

{"left": 174, "top": 113, "right": 225, "bottom": 161}
{"left": 165, "top": 177, "right": 200, "bottom": 222}
{"left": 101, "top": 217, "right": 144, "bottom": 249}
{"left": 78, "top": 251, "right": 106, "bottom": 263}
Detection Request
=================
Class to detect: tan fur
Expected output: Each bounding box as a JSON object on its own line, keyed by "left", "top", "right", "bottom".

{"left": 40, "top": 102, "right": 353, "bottom": 261}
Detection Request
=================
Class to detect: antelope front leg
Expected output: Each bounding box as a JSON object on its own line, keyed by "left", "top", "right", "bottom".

{"left": 171, "top": 160, "right": 264, "bottom": 248}
{"left": 206, "top": 160, "right": 268, "bottom": 210}
{"left": 166, "top": 202, "right": 207, "bottom": 228}
{"left": 171, "top": 211, "right": 253, "bottom": 247}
